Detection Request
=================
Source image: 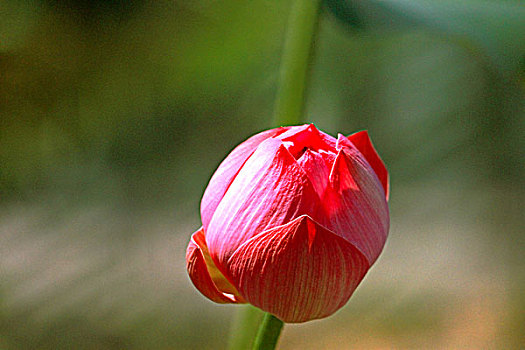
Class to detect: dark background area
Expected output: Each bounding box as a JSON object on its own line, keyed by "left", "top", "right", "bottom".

{"left": 1, "top": 0, "right": 523, "bottom": 348}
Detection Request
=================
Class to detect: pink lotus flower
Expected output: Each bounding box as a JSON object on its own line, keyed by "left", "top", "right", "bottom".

{"left": 186, "top": 124, "right": 389, "bottom": 323}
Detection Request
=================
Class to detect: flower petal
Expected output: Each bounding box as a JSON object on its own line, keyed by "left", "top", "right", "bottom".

{"left": 201, "top": 127, "right": 289, "bottom": 229}
{"left": 206, "top": 138, "right": 319, "bottom": 270}
{"left": 296, "top": 149, "right": 331, "bottom": 197}
{"left": 277, "top": 124, "right": 336, "bottom": 157}
{"left": 227, "top": 215, "right": 369, "bottom": 323}
{"left": 336, "top": 132, "right": 354, "bottom": 150}
{"left": 186, "top": 228, "right": 244, "bottom": 304}
{"left": 348, "top": 130, "right": 389, "bottom": 199}
{"left": 317, "top": 128, "right": 338, "bottom": 150}
{"left": 321, "top": 149, "right": 389, "bottom": 265}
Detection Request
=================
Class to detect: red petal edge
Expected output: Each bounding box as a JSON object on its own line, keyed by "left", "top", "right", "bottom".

{"left": 347, "top": 131, "right": 389, "bottom": 199}
{"left": 277, "top": 124, "right": 335, "bottom": 156}
{"left": 322, "top": 149, "right": 389, "bottom": 265}
{"left": 186, "top": 228, "right": 245, "bottom": 304}
{"left": 226, "top": 215, "right": 369, "bottom": 323}
{"left": 206, "top": 138, "right": 319, "bottom": 271}
{"left": 201, "top": 127, "right": 289, "bottom": 229}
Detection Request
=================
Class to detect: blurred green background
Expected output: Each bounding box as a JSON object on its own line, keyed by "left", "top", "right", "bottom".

{"left": 1, "top": 0, "right": 523, "bottom": 349}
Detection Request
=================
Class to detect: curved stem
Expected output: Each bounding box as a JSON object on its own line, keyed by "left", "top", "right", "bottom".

{"left": 252, "top": 313, "right": 285, "bottom": 350}
{"left": 273, "top": 0, "right": 323, "bottom": 126}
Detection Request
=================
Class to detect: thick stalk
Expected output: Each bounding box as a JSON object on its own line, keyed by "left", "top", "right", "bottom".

{"left": 273, "top": 0, "right": 322, "bottom": 126}
{"left": 252, "top": 313, "right": 285, "bottom": 350}
{"left": 228, "top": 0, "right": 322, "bottom": 349}
{"left": 227, "top": 306, "right": 265, "bottom": 350}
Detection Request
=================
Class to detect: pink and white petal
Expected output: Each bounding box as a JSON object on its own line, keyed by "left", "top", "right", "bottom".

{"left": 227, "top": 215, "right": 369, "bottom": 323}
{"left": 206, "top": 138, "right": 320, "bottom": 269}
{"left": 186, "top": 228, "right": 244, "bottom": 304}
{"left": 348, "top": 130, "right": 389, "bottom": 199}
{"left": 201, "top": 127, "right": 289, "bottom": 229}
{"left": 321, "top": 149, "right": 389, "bottom": 265}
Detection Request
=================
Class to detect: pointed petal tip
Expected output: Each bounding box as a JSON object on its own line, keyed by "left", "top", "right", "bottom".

{"left": 205, "top": 137, "right": 320, "bottom": 268}
{"left": 329, "top": 149, "right": 360, "bottom": 192}
{"left": 323, "top": 148, "right": 389, "bottom": 265}
{"left": 200, "top": 127, "right": 290, "bottom": 229}
{"left": 227, "top": 216, "right": 369, "bottom": 323}
{"left": 347, "top": 131, "right": 389, "bottom": 199}
{"left": 306, "top": 123, "right": 318, "bottom": 132}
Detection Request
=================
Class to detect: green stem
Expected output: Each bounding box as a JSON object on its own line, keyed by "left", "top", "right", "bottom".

{"left": 228, "top": 1, "right": 321, "bottom": 349}
{"left": 228, "top": 306, "right": 266, "bottom": 350}
{"left": 273, "top": 0, "right": 323, "bottom": 126}
{"left": 252, "top": 313, "right": 285, "bottom": 350}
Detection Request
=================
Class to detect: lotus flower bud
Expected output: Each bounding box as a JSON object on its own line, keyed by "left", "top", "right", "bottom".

{"left": 186, "top": 124, "right": 389, "bottom": 323}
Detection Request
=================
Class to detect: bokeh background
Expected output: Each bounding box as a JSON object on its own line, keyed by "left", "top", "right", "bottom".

{"left": 1, "top": 0, "right": 523, "bottom": 349}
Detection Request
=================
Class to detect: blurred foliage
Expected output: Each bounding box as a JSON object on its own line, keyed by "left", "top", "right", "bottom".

{"left": 0, "top": 0, "right": 523, "bottom": 349}
{"left": 324, "top": 0, "right": 525, "bottom": 75}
